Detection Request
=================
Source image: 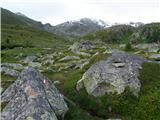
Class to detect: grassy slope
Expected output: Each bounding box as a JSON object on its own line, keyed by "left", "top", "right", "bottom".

{"left": 81, "top": 23, "right": 160, "bottom": 44}
{"left": 131, "top": 23, "right": 160, "bottom": 43}
{"left": 1, "top": 8, "right": 43, "bottom": 30}
{"left": 1, "top": 24, "right": 69, "bottom": 49}
{"left": 82, "top": 25, "right": 135, "bottom": 43}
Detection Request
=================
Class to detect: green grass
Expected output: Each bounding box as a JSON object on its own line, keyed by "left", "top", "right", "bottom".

{"left": 1, "top": 24, "right": 68, "bottom": 49}
{"left": 45, "top": 62, "right": 160, "bottom": 120}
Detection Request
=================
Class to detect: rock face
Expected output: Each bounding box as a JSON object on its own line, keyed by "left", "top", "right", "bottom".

{"left": 1, "top": 67, "right": 68, "bottom": 120}
{"left": 76, "top": 51, "right": 145, "bottom": 97}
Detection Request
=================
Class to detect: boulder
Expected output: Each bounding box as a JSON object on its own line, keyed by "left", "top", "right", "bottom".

{"left": 69, "top": 41, "right": 95, "bottom": 52}
{"left": 149, "top": 54, "right": 160, "bottom": 61}
{"left": 1, "top": 67, "right": 20, "bottom": 77}
{"left": 1, "top": 67, "right": 68, "bottom": 120}
{"left": 59, "top": 56, "right": 80, "bottom": 61}
{"left": 76, "top": 51, "right": 145, "bottom": 97}
{"left": 1, "top": 63, "right": 24, "bottom": 70}
{"left": 28, "top": 62, "right": 42, "bottom": 68}
{"left": 24, "top": 56, "right": 37, "bottom": 63}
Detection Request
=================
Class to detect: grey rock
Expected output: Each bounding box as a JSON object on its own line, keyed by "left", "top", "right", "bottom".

{"left": 59, "top": 56, "right": 80, "bottom": 61}
{"left": 28, "top": 62, "right": 42, "bottom": 68}
{"left": 149, "top": 54, "right": 160, "bottom": 61}
{"left": 1, "top": 67, "right": 68, "bottom": 120}
{"left": 74, "top": 51, "right": 91, "bottom": 57}
{"left": 1, "top": 63, "right": 24, "bottom": 70}
{"left": 69, "top": 41, "right": 95, "bottom": 52}
{"left": 24, "top": 56, "right": 37, "bottom": 63}
{"left": 1, "top": 67, "right": 20, "bottom": 77}
{"left": 77, "top": 51, "right": 145, "bottom": 97}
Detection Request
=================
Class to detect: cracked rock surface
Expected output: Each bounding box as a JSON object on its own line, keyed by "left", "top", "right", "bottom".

{"left": 77, "top": 51, "right": 146, "bottom": 97}
{"left": 1, "top": 67, "right": 68, "bottom": 120}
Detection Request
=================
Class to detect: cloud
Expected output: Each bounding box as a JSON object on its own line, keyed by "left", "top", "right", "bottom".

{"left": 41, "top": 16, "right": 67, "bottom": 25}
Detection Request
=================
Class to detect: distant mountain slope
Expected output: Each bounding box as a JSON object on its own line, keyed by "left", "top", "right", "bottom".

{"left": 1, "top": 8, "right": 68, "bottom": 49}
{"left": 82, "top": 25, "right": 136, "bottom": 43}
{"left": 130, "top": 23, "right": 160, "bottom": 43}
{"left": 50, "top": 18, "right": 108, "bottom": 38}
{"left": 1, "top": 8, "right": 44, "bottom": 30}
{"left": 1, "top": 24, "right": 68, "bottom": 49}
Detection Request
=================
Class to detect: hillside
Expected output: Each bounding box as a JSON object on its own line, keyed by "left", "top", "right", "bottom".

{"left": 82, "top": 25, "right": 135, "bottom": 43}
{"left": 130, "top": 23, "right": 160, "bottom": 43}
{"left": 1, "top": 8, "right": 44, "bottom": 30}
{"left": 1, "top": 8, "right": 68, "bottom": 50}
{"left": 81, "top": 23, "right": 160, "bottom": 44}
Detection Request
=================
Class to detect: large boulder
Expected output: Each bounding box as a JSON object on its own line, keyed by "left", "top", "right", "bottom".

{"left": 1, "top": 67, "right": 68, "bottom": 120}
{"left": 76, "top": 51, "right": 146, "bottom": 97}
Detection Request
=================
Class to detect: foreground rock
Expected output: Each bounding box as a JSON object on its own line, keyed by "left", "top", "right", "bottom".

{"left": 77, "top": 51, "right": 146, "bottom": 97}
{"left": 1, "top": 67, "right": 68, "bottom": 120}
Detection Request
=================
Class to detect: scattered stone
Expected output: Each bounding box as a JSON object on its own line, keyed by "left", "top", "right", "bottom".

{"left": 28, "top": 62, "right": 42, "bottom": 68}
{"left": 76, "top": 51, "right": 146, "bottom": 97}
{"left": 24, "top": 56, "right": 37, "bottom": 63}
{"left": 59, "top": 56, "right": 80, "bottom": 61}
{"left": 1, "top": 67, "right": 20, "bottom": 77}
{"left": 42, "top": 54, "right": 55, "bottom": 65}
{"left": 74, "top": 51, "right": 91, "bottom": 57}
{"left": 54, "top": 80, "right": 61, "bottom": 85}
{"left": 149, "top": 54, "right": 160, "bottom": 61}
{"left": 1, "top": 67, "right": 68, "bottom": 120}
{"left": 1, "top": 63, "right": 24, "bottom": 70}
{"left": 69, "top": 41, "right": 95, "bottom": 51}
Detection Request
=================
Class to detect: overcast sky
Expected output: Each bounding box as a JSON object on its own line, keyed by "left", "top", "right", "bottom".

{"left": 1, "top": 0, "right": 160, "bottom": 25}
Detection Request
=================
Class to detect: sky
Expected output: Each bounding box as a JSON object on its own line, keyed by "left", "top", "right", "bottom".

{"left": 1, "top": 0, "right": 160, "bottom": 25}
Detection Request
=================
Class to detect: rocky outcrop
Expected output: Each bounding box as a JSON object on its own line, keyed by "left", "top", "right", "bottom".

{"left": 69, "top": 41, "right": 95, "bottom": 52}
{"left": 1, "top": 67, "right": 68, "bottom": 120}
{"left": 76, "top": 51, "right": 146, "bottom": 97}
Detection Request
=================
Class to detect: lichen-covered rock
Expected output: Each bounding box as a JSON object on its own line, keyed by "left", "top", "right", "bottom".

{"left": 59, "top": 56, "right": 80, "bottom": 61}
{"left": 1, "top": 67, "right": 20, "bottom": 77}
{"left": 149, "top": 54, "right": 160, "bottom": 61}
{"left": 76, "top": 51, "right": 146, "bottom": 97}
{"left": 1, "top": 63, "right": 24, "bottom": 70}
{"left": 69, "top": 41, "right": 95, "bottom": 52}
{"left": 1, "top": 67, "right": 68, "bottom": 120}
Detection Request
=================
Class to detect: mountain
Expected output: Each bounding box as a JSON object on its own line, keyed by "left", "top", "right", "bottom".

{"left": 1, "top": 8, "right": 44, "bottom": 30}
{"left": 1, "top": 8, "right": 67, "bottom": 49}
{"left": 82, "top": 24, "right": 136, "bottom": 43}
{"left": 50, "top": 18, "right": 108, "bottom": 38}
{"left": 130, "top": 23, "right": 160, "bottom": 43}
